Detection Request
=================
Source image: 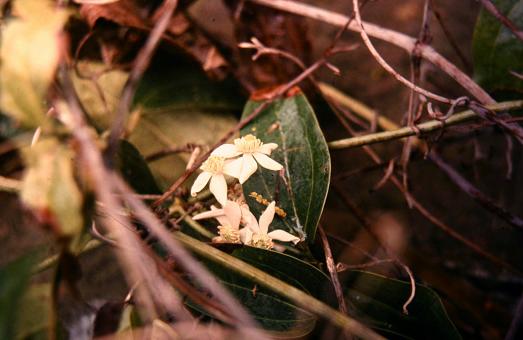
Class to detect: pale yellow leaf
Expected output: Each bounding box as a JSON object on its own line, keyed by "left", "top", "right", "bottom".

{"left": 0, "top": 0, "right": 69, "bottom": 127}
{"left": 21, "top": 138, "right": 83, "bottom": 237}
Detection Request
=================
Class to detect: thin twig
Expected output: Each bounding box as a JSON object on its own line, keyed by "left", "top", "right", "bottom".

{"left": 327, "top": 100, "right": 523, "bottom": 149}
{"left": 337, "top": 259, "right": 416, "bottom": 314}
{"left": 372, "top": 159, "right": 395, "bottom": 192}
{"left": 0, "top": 175, "right": 21, "bottom": 193}
{"left": 247, "top": 0, "right": 495, "bottom": 104}
{"left": 352, "top": 0, "right": 451, "bottom": 104}
{"left": 468, "top": 101, "right": 523, "bottom": 145}
{"left": 429, "top": 152, "right": 523, "bottom": 230}
{"left": 318, "top": 226, "right": 348, "bottom": 314}
{"left": 145, "top": 143, "right": 202, "bottom": 162}
{"left": 106, "top": 0, "right": 179, "bottom": 164}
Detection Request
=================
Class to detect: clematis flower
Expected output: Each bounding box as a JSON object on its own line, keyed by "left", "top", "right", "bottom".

{"left": 190, "top": 156, "right": 231, "bottom": 206}
{"left": 241, "top": 201, "right": 300, "bottom": 249}
{"left": 193, "top": 200, "right": 245, "bottom": 244}
{"left": 212, "top": 134, "right": 283, "bottom": 184}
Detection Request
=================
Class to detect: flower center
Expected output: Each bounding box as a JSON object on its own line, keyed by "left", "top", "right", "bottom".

{"left": 201, "top": 156, "right": 225, "bottom": 174}
{"left": 217, "top": 225, "right": 241, "bottom": 243}
{"left": 249, "top": 233, "right": 273, "bottom": 249}
{"left": 234, "top": 134, "right": 262, "bottom": 153}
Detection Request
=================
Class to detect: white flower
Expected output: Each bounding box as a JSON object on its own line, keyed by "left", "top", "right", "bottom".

{"left": 193, "top": 200, "right": 246, "bottom": 244}
{"left": 241, "top": 201, "right": 300, "bottom": 249}
{"left": 212, "top": 134, "right": 283, "bottom": 184}
{"left": 190, "top": 156, "right": 231, "bottom": 206}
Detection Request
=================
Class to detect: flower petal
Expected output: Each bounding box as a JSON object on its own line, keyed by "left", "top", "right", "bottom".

{"left": 190, "top": 171, "right": 212, "bottom": 196}
{"left": 239, "top": 154, "right": 258, "bottom": 184}
{"left": 258, "top": 201, "right": 276, "bottom": 234}
{"left": 253, "top": 152, "right": 283, "bottom": 171}
{"left": 241, "top": 204, "right": 259, "bottom": 232}
{"left": 223, "top": 201, "right": 242, "bottom": 229}
{"left": 259, "top": 143, "right": 278, "bottom": 155}
{"left": 222, "top": 157, "right": 243, "bottom": 179}
{"left": 211, "top": 144, "right": 240, "bottom": 158}
{"left": 239, "top": 227, "right": 253, "bottom": 244}
{"left": 192, "top": 206, "right": 223, "bottom": 220}
{"left": 267, "top": 230, "right": 300, "bottom": 244}
{"left": 211, "top": 206, "right": 230, "bottom": 226}
{"left": 209, "top": 174, "right": 228, "bottom": 206}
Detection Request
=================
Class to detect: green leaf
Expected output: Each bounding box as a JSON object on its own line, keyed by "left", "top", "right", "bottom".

{"left": 71, "top": 61, "right": 129, "bottom": 130}
{"left": 240, "top": 89, "right": 331, "bottom": 244}
{"left": 21, "top": 138, "right": 84, "bottom": 237}
{"left": 343, "top": 270, "right": 461, "bottom": 340}
{"left": 0, "top": 0, "right": 69, "bottom": 127}
{"left": 473, "top": 0, "right": 523, "bottom": 95}
{"left": 116, "top": 140, "right": 161, "bottom": 195}
{"left": 229, "top": 246, "right": 331, "bottom": 299}
{"left": 15, "top": 284, "right": 54, "bottom": 340}
{"left": 191, "top": 245, "right": 328, "bottom": 336}
{"left": 128, "top": 56, "right": 244, "bottom": 190}
{"left": 0, "top": 253, "right": 36, "bottom": 340}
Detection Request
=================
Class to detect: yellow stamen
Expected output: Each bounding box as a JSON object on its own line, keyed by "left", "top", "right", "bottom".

{"left": 215, "top": 225, "right": 241, "bottom": 243}
{"left": 234, "top": 134, "right": 263, "bottom": 153}
{"left": 200, "top": 156, "right": 225, "bottom": 174}
{"left": 249, "top": 233, "right": 273, "bottom": 249}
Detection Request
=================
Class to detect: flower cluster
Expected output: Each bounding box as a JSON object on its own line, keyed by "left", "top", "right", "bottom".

{"left": 193, "top": 200, "right": 300, "bottom": 249}
{"left": 190, "top": 134, "right": 300, "bottom": 249}
{"left": 190, "top": 134, "right": 282, "bottom": 204}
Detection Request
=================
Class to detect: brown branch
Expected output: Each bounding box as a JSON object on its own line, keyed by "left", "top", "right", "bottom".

{"left": 247, "top": 0, "right": 495, "bottom": 104}
{"left": 106, "top": 0, "right": 179, "bottom": 164}
{"left": 318, "top": 226, "right": 348, "bottom": 314}
{"left": 428, "top": 152, "right": 523, "bottom": 230}
{"left": 59, "top": 67, "right": 181, "bottom": 321}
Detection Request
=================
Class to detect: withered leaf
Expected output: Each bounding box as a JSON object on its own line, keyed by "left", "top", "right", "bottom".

{"left": 21, "top": 138, "right": 83, "bottom": 237}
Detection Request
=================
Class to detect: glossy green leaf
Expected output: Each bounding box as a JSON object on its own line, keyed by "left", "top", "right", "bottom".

{"left": 0, "top": 253, "right": 36, "bottom": 340}
{"left": 128, "top": 56, "right": 243, "bottom": 190}
{"left": 343, "top": 270, "right": 461, "bottom": 340}
{"left": 21, "top": 138, "right": 83, "bottom": 237}
{"left": 0, "top": 0, "right": 69, "bottom": 128}
{"left": 191, "top": 245, "right": 331, "bottom": 336}
{"left": 240, "top": 89, "right": 331, "bottom": 244}
{"left": 116, "top": 140, "right": 161, "bottom": 195}
{"left": 229, "top": 246, "right": 331, "bottom": 299}
{"left": 473, "top": 0, "right": 523, "bottom": 95}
